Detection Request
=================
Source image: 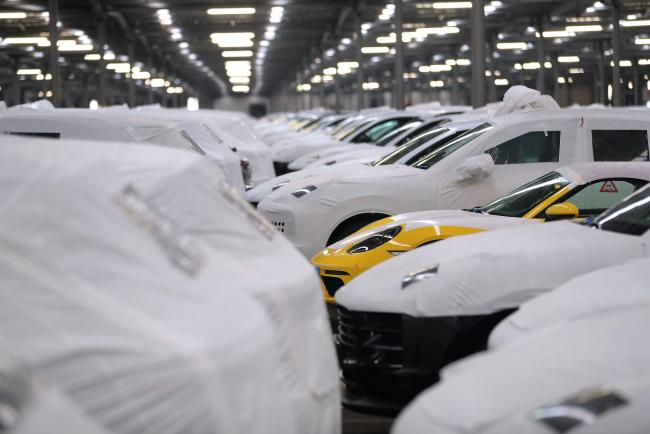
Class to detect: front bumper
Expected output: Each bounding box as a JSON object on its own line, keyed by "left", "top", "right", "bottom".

{"left": 336, "top": 306, "right": 515, "bottom": 415}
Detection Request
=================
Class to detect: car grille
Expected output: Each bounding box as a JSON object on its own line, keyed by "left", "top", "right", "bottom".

{"left": 321, "top": 276, "right": 345, "bottom": 297}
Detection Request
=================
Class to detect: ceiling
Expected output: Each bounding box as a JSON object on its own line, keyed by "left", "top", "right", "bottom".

{"left": 1, "top": 0, "right": 650, "bottom": 105}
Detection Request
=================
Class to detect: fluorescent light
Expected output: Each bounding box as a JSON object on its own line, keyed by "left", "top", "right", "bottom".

{"left": 84, "top": 53, "right": 101, "bottom": 61}
{"left": 542, "top": 30, "right": 573, "bottom": 38}
{"left": 337, "top": 61, "right": 359, "bottom": 68}
{"left": 415, "top": 26, "right": 460, "bottom": 35}
{"left": 232, "top": 85, "right": 250, "bottom": 93}
{"left": 323, "top": 67, "right": 337, "bottom": 75}
{"left": 621, "top": 19, "right": 650, "bottom": 27}
{"left": 226, "top": 70, "right": 252, "bottom": 77}
{"left": 207, "top": 7, "right": 255, "bottom": 15}
{"left": 0, "top": 12, "right": 27, "bottom": 19}
{"left": 523, "top": 62, "right": 541, "bottom": 70}
{"left": 16, "top": 68, "right": 41, "bottom": 75}
{"left": 361, "top": 46, "right": 390, "bottom": 54}
{"left": 150, "top": 78, "right": 165, "bottom": 87}
{"left": 495, "top": 78, "right": 509, "bottom": 86}
{"left": 187, "top": 97, "right": 199, "bottom": 111}
{"left": 229, "top": 76, "right": 250, "bottom": 84}
{"left": 569, "top": 68, "right": 584, "bottom": 74}
{"left": 558, "top": 56, "right": 580, "bottom": 63}
{"left": 432, "top": 2, "right": 472, "bottom": 9}
{"left": 210, "top": 32, "right": 255, "bottom": 48}
{"left": 610, "top": 60, "right": 633, "bottom": 67}
{"left": 59, "top": 44, "right": 93, "bottom": 52}
{"left": 222, "top": 50, "right": 254, "bottom": 58}
{"left": 496, "top": 42, "right": 528, "bottom": 50}
{"left": 635, "top": 37, "right": 650, "bottom": 45}
{"left": 3, "top": 37, "right": 49, "bottom": 45}
{"left": 565, "top": 24, "right": 602, "bottom": 32}
{"left": 557, "top": 77, "right": 566, "bottom": 84}
{"left": 89, "top": 99, "right": 99, "bottom": 110}
{"left": 419, "top": 64, "right": 452, "bottom": 72}
{"left": 430, "top": 80, "right": 445, "bottom": 88}
{"left": 362, "top": 82, "right": 380, "bottom": 90}
{"left": 132, "top": 71, "right": 151, "bottom": 79}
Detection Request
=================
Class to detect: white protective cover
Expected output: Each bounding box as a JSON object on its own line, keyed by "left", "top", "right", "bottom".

{"left": 490, "top": 256, "right": 650, "bottom": 348}
{"left": 126, "top": 107, "right": 275, "bottom": 186}
{"left": 392, "top": 305, "right": 650, "bottom": 434}
{"left": 0, "top": 138, "right": 341, "bottom": 434}
{"left": 336, "top": 221, "right": 650, "bottom": 316}
{"left": 288, "top": 143, "right": 375, "bottom": 171}
{"left": 258, "top": 105, "right": 650, "bottom": 258}
{"left": 0, "top": 109, "right": 246, "bottom": 191}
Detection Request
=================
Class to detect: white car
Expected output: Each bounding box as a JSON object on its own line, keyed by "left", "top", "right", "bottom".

{"left": 0, "top": 137, "right": 341, "bottom": 434}
{"left": 335, "top": 181, "right": 650, "bottom": 414}
{"left": 246, "top": 119, "right": 484, "bottom": 205}
{"left": 392, "top": 303, "right": 650, "bottom": 434}
{"left": 259, "top": 107, "right": 650, "bottom": 258}
{"left": 271, "top": 112, "right": 423, "bottom": 174}
{"left": 0, "top": 107, "right": 248, "bottom": 191}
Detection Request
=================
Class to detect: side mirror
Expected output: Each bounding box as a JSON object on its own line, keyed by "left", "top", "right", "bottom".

{"left": 454, "top": 154, "right": 494, "bottom": 184}
{"left": 545, "top": 202, "right": 579, "bottom": 221}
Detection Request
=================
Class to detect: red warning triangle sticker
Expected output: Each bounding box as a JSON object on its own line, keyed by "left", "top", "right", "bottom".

{"left": 600, "top": 180, "right": 619, "bottom": 193}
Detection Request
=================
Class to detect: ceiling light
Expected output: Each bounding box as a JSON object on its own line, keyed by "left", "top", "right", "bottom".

{"left": 565, "top": 24, "right": 602, "bottom": 32}
{"left": 621, "top": 19, "right": 650, "bottom": 27}
{"left": 496, "top": 42, "right": 528, "bottom": 50}
{"left": 523, "top": 61, "right": 541, "bottom": 70}
{"left": 150, "top": 78, "right": 165, "bottom": 87}
{"left": 222, "top": 50, "right": 253, "bottom": 58}
{"left": 3, "top": 37, "right": 49, "bottom": 45}
{"left": 84, "top": 53, "right": 101, "bottom": 61}
{"left": 569, "top": 68, "right": 584, "bottom": 74}
{"left": 207, "top": 7, "right": 255, "bottom": 15}
{"left": 432, "top": 2, "right": 472, "bottom": 9}
{"left": 232, "top": 85, "right": 250, "bottom": 93}
{"left": 132, "top": 71, "right": 151, "bottom": 79}
{"left": 542, "top": 30, "right": 573, "bottom": 38}
{"left": 323, "top": 67, "right": 337, "bottom": 75}
{"left": 16, "top": 68, "right": 42, "bottom": 75}
{"left": 362, "top": 82, "right": 380, "bottom": 90}
{"left": 558, "top": 56, "right": 580, "bottom": 63}
{"left": 610, "top": 60, "right": 632, "bottom": 67}
{"left": 495, "top": 78, "right": 509, "bottom": 86}
{"left": 229, "top": 76, "right": 250, "bottom": 84}
{"left": 361, "top": 46, "right": 390, "bottom": 54}
{"left": 0, "top": 12, "right": 27, "bottom": 19}
{"left": 59, "top": 44, "right": 93, "bottom": 52}
{"left": 430, "top": 80, "right": 444, "bottom": 88}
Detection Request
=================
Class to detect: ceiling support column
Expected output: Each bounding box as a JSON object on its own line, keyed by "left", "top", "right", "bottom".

{"left": 355, "top": 11, "right": 365, "bottom": 111}
{"left": 611, "top": 0, "right": 622, "bottom": 106}
{"left": 536, "top": 16, "right": 546, "bottom": 93}
{"left": 470, "top": 0, "right": 486, "bottom": 108}
{"left": 48, "top": 0, "right": 62, "bottom": 106}
{"left": 393, "top": 0, "right": 405, "bottom": 109}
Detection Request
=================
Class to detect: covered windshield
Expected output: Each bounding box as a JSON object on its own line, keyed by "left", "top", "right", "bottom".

{"left": 372, "top": 126, "right": 449, "bottom": 166}
{"left": 374, "top": 120, "right": 423, "bottom": 147}
{"left": 411, "top": 122, "right": 494, "bottom": 170}
{"left": 480, "top": 171, "right": 571, "bottom": 217}
{"left": 593, "top": 184, "right": 650, "bottom": 235}
{"left": 334, "top": 119, "right": 374, "bottom": 141}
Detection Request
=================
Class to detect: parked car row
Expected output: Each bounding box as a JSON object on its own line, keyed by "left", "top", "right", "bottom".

{"left": 0, "top": 106, "right": 340, "bottom": 433}
{"left": 255, "top": 86, "right": 650, "bottom": 432}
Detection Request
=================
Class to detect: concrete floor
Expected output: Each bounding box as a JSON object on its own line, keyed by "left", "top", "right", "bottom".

{"left": 342, "top": 408, "right": 394, "bottom": 434}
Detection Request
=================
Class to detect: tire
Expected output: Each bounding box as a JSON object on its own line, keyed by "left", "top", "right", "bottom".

{"left": 327, "top": 214, "right": 388, "bottom": 247}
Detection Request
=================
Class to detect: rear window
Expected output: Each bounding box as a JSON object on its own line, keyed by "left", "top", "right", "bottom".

{"left": 592, "top": 130, "right": 649, "bottom": 161}
{"left": 485, "top": 131, "right": 561, "bottom": 164}
{"left": 351, "top": 117, "right": 419, "bottom": 143}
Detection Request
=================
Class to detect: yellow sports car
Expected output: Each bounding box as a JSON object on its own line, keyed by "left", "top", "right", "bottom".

{"left": 313, "top": 162, "right": 650, "bottom": 303}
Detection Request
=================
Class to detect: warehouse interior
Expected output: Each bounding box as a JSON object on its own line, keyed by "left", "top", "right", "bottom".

{"left": 1, "top": 1, "right": 650, "bottom": 434}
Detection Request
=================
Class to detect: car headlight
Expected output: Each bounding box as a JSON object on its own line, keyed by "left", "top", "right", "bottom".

{"left": 347, "top": 226, "right": 402, "bottom": 254}
{"left": 292, "top": 185, "right": 317, "bottom": 198}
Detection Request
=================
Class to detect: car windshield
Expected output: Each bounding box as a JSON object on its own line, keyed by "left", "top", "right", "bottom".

{"left": 375, "top": 120, "right": 423, "bottom": 147}
{"left": 411, "top": 122, "right": 494, "bottom": 170}
{"left": 593, "top": 184, "right": 650, "bottom": 235}
{"left": 334, "top": 119, "right": 373, "bottom": 141}
{"left": 372, "top": 127, "right": 449, "bottom": 166}
{"left": 480, "top": 171, "right": 571, "bottom": 217}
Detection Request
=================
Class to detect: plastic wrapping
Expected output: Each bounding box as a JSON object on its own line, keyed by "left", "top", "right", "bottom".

{"left": 490, "top": 257, "right": 650, "bottom": 348}
{"left": 0, "top": 137, "right": 341, "bottom": 434}
{"left": 336, "top": 221, "right": 649, "bottom": 316}
{"left": 0, "top": 109, "right": 245, "bottom": 191}
{"left": 393, "top": 305, "right": 650, "bottom": 434}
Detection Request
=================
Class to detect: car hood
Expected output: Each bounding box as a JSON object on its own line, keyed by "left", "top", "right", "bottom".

{"left": 328, "top": 209, "right": 536, "bottom": 250}
{"left": 336, "top": 221, "right": 649, "bottom": 316}
{"left": 288, "top": 143, "right": 375, "bottom": 170}
{"left": 393, "top": 305, "right": 650, "bottom": 434}
{"left": 304, "top": 147, "right": 388, "bottom": 169}
{"left": 490, "top": 256, "right": 650, "bottom": 349}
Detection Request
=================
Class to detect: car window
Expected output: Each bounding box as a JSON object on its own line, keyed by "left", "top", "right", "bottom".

{"left": 593, "top": 184, "right": 650, "bottom": 235}
{"left": 372, "top": 127, "right": 449, "bottom": 166}
{"left": 404, "top": 130, "right": 467, "bottom": 165}
{"left": 351, "top": 118, "right": 419, "bottom": 143}
{"left": 412, "top": 122, "right": 494, "bottom": 170}
{"left": 375, "top": 120, "right": 423, "bottom": 147}
{"left": 481, "top": 171, "right": 570, "bottom": 218}
{"left": 485, "top": 131, "right": 561, "bottom": 164}
{"left": 559, "top": 179, "right": 643, "bottom": 217}
{"left": 592, "top": 130, "right": 650, "bottom": 161}
{"left": 393, "top": 120, "right": 446, "bottom": 146}
{"left": 334, "top": 119, "right": 373, "bottom": 141}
